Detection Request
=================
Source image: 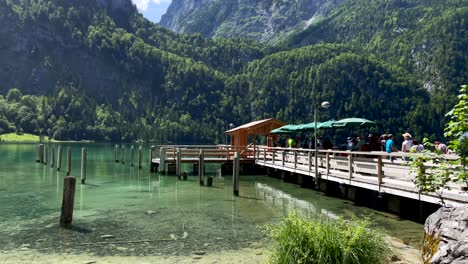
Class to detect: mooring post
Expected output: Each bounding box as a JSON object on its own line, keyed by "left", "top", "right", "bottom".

{"left": 121, "top": 145, "right": 125, "bottom": 165}
{"left": 39, "top": 144, "right": 44, "bottom": 164}
{"left": 233, "top": 151, "right": 240, "bottom": 196}
{"left": 138, "top": 146, "right": 142, "bottom": 169}
{"left": 130, "top": 145, "right": 134, "bottom": 167}
{"left": 66, "top": 146, "right": 71, "bottom": 176}
{"left": 114, "top": 144, "right": 119, "bottom": 162}
{"left": 57, "top": 146, "right": 62, "bottom": 171}
{"left": 43, "top": 145, "right": 48, "bottom": 165}
{"left": 149, "top": 145, "right": 155, "bottom": 172}
{"left": 159, "top": 147, "right": 166, "bottom": 173}
{"left": 176, "top": 148, "right": 182, "bottom": 177}
{"left": 36, "top": 144, "right": 41, "bottom": 162}
{"left": 60, "top": 176, "right": 76, "bottom": 227}
{"left": 51, "top": 146, "right": 55, "bottom": 168}
{"left": 199, "top": 149, "right": 205, "bottom": 185}
{"left": 81, "top": 148, "right": 87, "bottom": 184}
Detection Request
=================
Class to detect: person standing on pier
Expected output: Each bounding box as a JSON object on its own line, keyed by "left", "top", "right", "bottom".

{"left": 401, "top": 133, "right": 413, "bottom": 153}
{"left": 385, "top": 134, "right": 398, "bottom": 161}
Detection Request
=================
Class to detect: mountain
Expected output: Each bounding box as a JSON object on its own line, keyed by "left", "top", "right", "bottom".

{"left": 0, "top": 0, "right": 462, "bottom": 143}
{"left": 160, "top": 0, "right": 344, "bottom": 43}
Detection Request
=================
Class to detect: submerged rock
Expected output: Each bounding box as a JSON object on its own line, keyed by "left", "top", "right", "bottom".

{"left": 423, "top": 205, "right": 468, "bottom": 263}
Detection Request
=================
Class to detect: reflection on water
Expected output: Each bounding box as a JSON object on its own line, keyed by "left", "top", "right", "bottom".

{"left": 0, "top": 143, "right": 423, "bottom": 256}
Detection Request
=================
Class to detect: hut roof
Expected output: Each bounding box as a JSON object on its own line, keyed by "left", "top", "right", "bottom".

{"left": 226, "top": 118, "right": 286, "bottom": 135}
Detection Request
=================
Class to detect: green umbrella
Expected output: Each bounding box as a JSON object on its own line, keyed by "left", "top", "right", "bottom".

{"left": 317, "top": 120, "right": 336, "bottom": 129}
{"left": 282, "top": 124, "right": 305, "bottom": 132}
{"left": 332, "top": 118, "right": 376, "bottom": 128}
{"left": 299, "top": 122, "right": 321, "bottom": 131}
{"left": 270, "top": 127, "right": 295, "bottom": 134}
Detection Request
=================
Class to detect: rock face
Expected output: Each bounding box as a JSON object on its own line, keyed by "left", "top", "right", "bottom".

{"left": 159, "top": 0, "right": 343, "bottom": 43}
{"left": 423, "top": 205, "right": 468, "bottom": 264}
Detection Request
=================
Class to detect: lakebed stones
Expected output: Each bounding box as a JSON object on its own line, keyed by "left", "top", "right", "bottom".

{"left": 423, "top": 205, "right": 468, "bottom": 264}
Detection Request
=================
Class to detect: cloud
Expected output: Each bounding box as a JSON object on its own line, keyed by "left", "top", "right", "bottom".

{"left": 131, "top": 0, "right": 171, "bottom": 11}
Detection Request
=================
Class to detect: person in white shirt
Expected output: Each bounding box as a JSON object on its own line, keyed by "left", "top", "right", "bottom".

{"left": 401, "top": 133, "right": 413, "bottom": 152}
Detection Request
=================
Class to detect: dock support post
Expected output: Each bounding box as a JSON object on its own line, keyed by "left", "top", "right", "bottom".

{"left": 348, "top": 153, "right": 354, "bottom": 182}
{"left": 81, "top": 148, "right": 87, "bottom": 184}
{"left": 294, "top": 150, "right": 297, "bottom": 169}
{"left": 36, "top": 144, "right": 41, "bottom": 162}
{"left": 60, "top": 176, "right": 76, "bottom": 228}
{"left": 159, "top": 148, "right": 166, "bottom": 173}
{"left": 377, "top": 156, "right": 383, "bottom": 191}
{"left": 51, "top": 146, "right": 55, "bottom": 168}
{"left": 44, "top": 145, "right": 48, "bottom": 165}
{"left": 114, "top": 144, "right": 119, "bottom": 162}
{"left": 176, "top": 148, "right": 181, "bottom": 177}
{"left": 150, "top": 145, "right": 155, "bottom": 172}
{"left": 308, "top": 151, "right": 312, "bottom": 173}
{"left": 66, "top": 147, "right": 71, "bottom": 176}
{"left": 57, "top": 146, "right": 62, "bottom": 171}
{"left": 130, "top": 145, "right": 134, "bottom": 167}
{"left": 138, "top": 146, "right": 142, "bottom": 169}
{"left": 272, "top": 150, "right": 276, "bottom": 164}
{"left": 121, "top": 145, "right": 125, "bottom": 165}
{"left": 282, "top": 151, "right": 286, "bottom": 166}
{"left": 326, "top": 152, "right": 330, "bottom": 175}
{"left": 198, "top": 149, "right": 205, "bottom": 185}
{"left": 233, "top": 152, "right": 240, "bottom": 196}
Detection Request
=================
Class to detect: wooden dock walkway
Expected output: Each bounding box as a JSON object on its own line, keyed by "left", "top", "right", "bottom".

{"left": 151, "top": 145, "right": 468, "bottom": 206}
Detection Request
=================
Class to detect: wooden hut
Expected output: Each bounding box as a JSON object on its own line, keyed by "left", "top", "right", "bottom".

{"left": 225, "top": 118, "right": 286, "bottom": 151}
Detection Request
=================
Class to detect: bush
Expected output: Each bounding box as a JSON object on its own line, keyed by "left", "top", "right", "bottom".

{"left": 263, "top": 212, "right": 392, "bottom": 264}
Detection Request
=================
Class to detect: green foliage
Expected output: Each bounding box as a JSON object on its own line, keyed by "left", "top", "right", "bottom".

{"left": 263, "top": 211, "right": 393, "bottom": 264}
{"left": 410, "top": 139, "right": 454, "bottom": 200}
{"left": 444, "top": 84, "right": 468, "bottom": 188}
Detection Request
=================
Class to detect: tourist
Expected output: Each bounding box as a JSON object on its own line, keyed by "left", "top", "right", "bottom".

{"left": 379, "top": 134, "right": 388, "bottom": 151}
{"left": 368, "top": 134, "right": 381, "bottom": 151}
{"left": 410, "top": 140, "right": 424, "bottom": 152}
{"left": 385, "top": 134, "right": 398, "bottom": 160}
{"left": 434, "top": 141, "right": 448, "bottom": 154}
{"left": 288, "top": 136, "right": 296, "bottom": 148}
{"left": 401, "top": 133, "right": 413, "bottom": 153}
{"left": 355, "top": 134, "right": 366, "bottom": 151}
{"left": 346, "top": 137, "right": 354, "bottom": 150}
{"left": 322, "top": 136, "right": 333, "bottom": 149}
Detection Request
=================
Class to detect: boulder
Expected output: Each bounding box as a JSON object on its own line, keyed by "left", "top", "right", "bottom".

{"left": 423, "top": 205, "right": 468, "bottom": 263}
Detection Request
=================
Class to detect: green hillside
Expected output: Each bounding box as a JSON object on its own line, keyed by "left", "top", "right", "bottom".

{"left": 0, "top": 0, "right": 465, "bottom": 144}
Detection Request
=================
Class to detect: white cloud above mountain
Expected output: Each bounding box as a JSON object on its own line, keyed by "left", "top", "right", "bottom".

{"left": 131, "top": 0, "right": 171, "bottom": 11}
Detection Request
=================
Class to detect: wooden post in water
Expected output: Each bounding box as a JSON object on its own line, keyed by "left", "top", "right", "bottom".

{"left": 60, "top": 176, "right": 76, "bottom": 227}
{"left": 121, "top": 145, "right": 125, "bottom": 165}
{"left": 176, "top": 148, "right": 181, "bottom": 177}
{"left": 233, "top": 151, "right": 240, "bottom": 196}
{"left": 159, "top": 148, "right": 166, "bottom": 173}
{"left": 138, "top": 146, "right": 142, "bottom": 169}
{"left": 66, "top": 147, "right": 71, "bottom": 176}
{"left": 57, "top": 146, "right": 62, "bottom": 171}
{"left": 149, "top": 145, "right": 155, "bottom": 172}
{"left": 198, "top": 149, "right": 205, "bottom": 185}
{"left": 81, "top": 148, "right": 87, "bottom": 184}
{"left": 36, "top": 144, "right": 41, "bottom": 162}
{"left": 114, "top": 144, "right": 119, "bottom": 162}
{"left": 51, "top": 146, "right": 55, "bottom": 168}
{"left": 39, "top": 144, "right": 45, "bottom": 164}
{"left": 130, "top": 145, "right": 134, "bottom": 167}
{"left": 43, "top": 145, "right": 48, "bottom": 165}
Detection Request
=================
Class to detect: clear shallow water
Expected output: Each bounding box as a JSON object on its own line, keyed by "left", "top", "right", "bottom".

{"left": 0, "top": 143, "right": 423, "bottom": 256}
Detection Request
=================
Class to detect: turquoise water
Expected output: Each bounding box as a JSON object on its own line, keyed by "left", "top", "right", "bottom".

{"left": 0, "top": 143, "right": 423, "bottom": 256}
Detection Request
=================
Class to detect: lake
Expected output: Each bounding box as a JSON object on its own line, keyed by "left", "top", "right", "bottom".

{"left": 0, "top": 143, "right": 423, "bottom": 257}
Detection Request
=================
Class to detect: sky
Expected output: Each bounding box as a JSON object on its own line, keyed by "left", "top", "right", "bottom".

{"left": 131, "top": 0, "right": 172, "bottom": 23}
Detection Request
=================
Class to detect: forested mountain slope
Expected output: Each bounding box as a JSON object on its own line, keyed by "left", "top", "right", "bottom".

{"left": 0, "top": 0, "right": 463, "bottom": 143}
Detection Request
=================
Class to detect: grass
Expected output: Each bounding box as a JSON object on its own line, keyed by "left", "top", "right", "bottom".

{"left": 262, "top": 211, "right": 393, "bottom": 264}
{"left": 0, "top": 133, "right": 53, "bottom": 142}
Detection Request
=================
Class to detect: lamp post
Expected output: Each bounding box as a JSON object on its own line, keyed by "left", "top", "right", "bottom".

{"left": 225, "top": 123, "right": 235, "bottom": 146}
{"left": 314, "top": 101, "right": 331, "bottom": 187}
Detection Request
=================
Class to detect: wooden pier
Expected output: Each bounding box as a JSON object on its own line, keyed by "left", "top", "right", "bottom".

{"left": 151, "top": 145, "right": 468, "bottom": 207}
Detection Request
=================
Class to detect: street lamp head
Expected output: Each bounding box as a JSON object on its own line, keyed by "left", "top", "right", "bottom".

{"left": 229, "top": 123, "right": 235, "bottom": 128}
{"left": 321, "top": 101, "right": 331, "bottom": 109}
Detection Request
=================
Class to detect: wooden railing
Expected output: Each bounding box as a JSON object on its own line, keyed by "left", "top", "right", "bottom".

{"left": 251, "top": 145, "right": 467, "bottom": 205}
